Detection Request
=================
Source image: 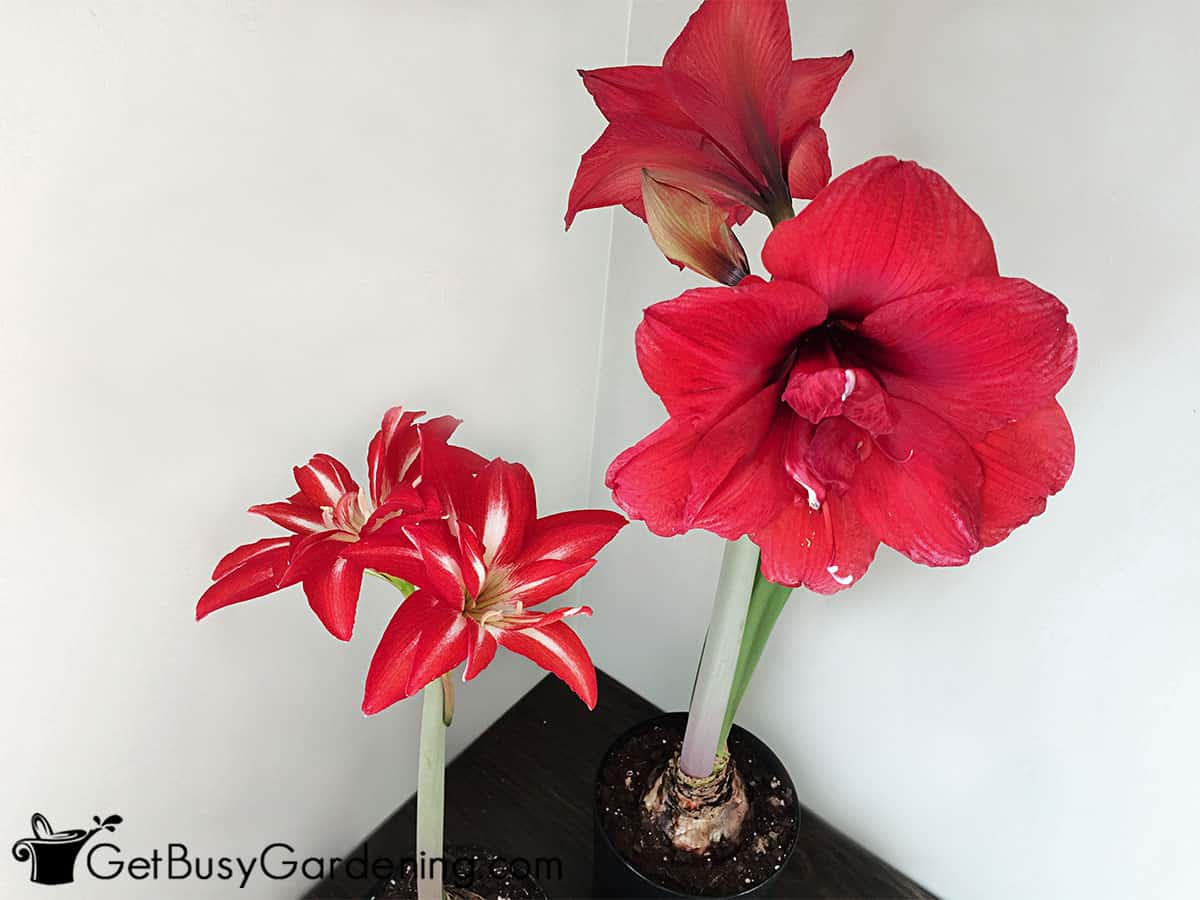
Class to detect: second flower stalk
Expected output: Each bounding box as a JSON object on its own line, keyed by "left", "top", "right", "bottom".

{"left": 647, "top": 538, "right": 792, "bottom": 855}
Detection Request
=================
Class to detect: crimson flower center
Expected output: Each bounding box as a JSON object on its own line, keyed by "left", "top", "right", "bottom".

{"left": 776, "top": 323, "right": 900, "bottom": 517}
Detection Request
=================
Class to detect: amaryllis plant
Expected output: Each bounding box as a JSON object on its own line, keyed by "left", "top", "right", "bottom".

{"left": 567, "top": 0, "right": 852, "bottom": 274}
{"left": 197, "top": 407, "right": 625, "bottom": 899}
{"left": 569, "top": 0, "right": 1077, "bottom": 858}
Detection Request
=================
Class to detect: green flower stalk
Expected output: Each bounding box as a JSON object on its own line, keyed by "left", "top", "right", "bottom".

{"left": 416, "top": 676, "right": 452, "bottom": 900}
{"left": 678, "top": 537, "right": 761, "bottom": 778}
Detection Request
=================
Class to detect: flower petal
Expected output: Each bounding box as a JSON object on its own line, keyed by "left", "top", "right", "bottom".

{"left": 463, "top": 620, "right": 498, "bottom": 682}
{"left": 783, "top": 416, "right": 824, "bottom": 509}
{"left": 362, "top": 484, "right": 442, "bottom": 536}
{"left": 275, "top": 530, "right": 351, "bottom": 587}
{"left": 779, "top": 51, "right": 854, "bottom": 147}
{"left": 566, "top": 120, "right": 756, "bottom": 227}
{"left": 362, "top": 590, "right": 468, "bottom": 715}
{"left": 763, "top": 157, "right": 998, "bottom": 317}
{"left": 463, "top": 459, "right": 537, "bottom": 567}
{"left": 367, "top": 406, "right": 423, "bottom": 505}
{"left": 457, "top": 523, "right": 487, "bottom": 600}
{"left": 521, "top": 509, "right": 628, "bottom": 564}
{"left": 579, "top": 65, "right": 694, "bottom": 130}
{"left": 506, "top": 558, "right": 597, "bottom": 607}
{"left": 859, "top": 277, "right": 1078, "bottom": 440}
{"left": 783, "top": 364, "right": 896, "bottom": 435}
{"left": 416, "top": 417, "right": 479, "bottom": 519}
{"left": 606, "top": 419, "right": 702, "bottom": 537}
{"left": 247, "top": 500, "right": 325, "bottom": 534}
{"left": 661, "top": 0, "right": 793, "bottom": 202}
{"left": 754, "top": 496, "right": 879, "bottom": 593}
{"left": 783, "top": 365, "right": 852, "bottom": 424}
{"left": 805, "top": 416, "right": 869, "bottom": 491}
{"left": 211, "top": 536, "right": 292, "bottom": 581}
{"left": 849, "top": 399, "right": 983, "bottom": 566}
{"left": 403, "top": 521, "right": 468, "bottom": 608}
{"left": 504, "top": 604, "right": 593, "bottom": 630}
{"left": 292, "top": 453, "right": 359, "bottom": 507}
{"left": 636, "top": 277, "right": 827, "bottom": 427}
{"left": 496, "top": 620, "right": 598, "bottom": 709}
{"left": 974, "top": 402, "right": 1075, "bottom": 547}
{"left": 783, "top": 123, "right": 832, "bottom": 201}
{"left": 197, "top": 538, "right": 292, "bottom": 619}
{"left": 684, "top": 383, "right": 794, "bottom": 538}
{"left": 341, "top": 537, "right": 427, "bottom": 585}
{"left": 303, "top": 556, "right": 363, "bottom": 641}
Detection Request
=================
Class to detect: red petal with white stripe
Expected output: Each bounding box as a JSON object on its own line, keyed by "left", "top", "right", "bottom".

{"left": 463, "top": 459, "right": 537, "bottom": 567}
{"left": 293, "top": 454, "right": 359, "bottom": 507}
{"left": 197, "top": 538, "right": 292, "bottom": 619}
{"left": 363, "top": 591, "right": 468, "bottom": 715}
{"left": 248, "top": 501, "right": 326, "bottom": 535}
{"left": 303, "top": 555, "right": 363, "bottom": 641}
{"left": 521, "top": 510, "right": 627, "bottom": 564}
{"left": 506, "top": 559, "right": 597, "bottom": 607}
{"left": 496, "top": 620, "right": 598, "bottom": 709}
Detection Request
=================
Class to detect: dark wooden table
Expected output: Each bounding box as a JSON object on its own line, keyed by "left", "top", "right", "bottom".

{"left": 305, "top": 671, "right": 936, "bottom": 900}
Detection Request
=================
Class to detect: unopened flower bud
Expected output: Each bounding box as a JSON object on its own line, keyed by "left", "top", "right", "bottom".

{"left": 641, "top": 170, "right": 750, "bottom": 286}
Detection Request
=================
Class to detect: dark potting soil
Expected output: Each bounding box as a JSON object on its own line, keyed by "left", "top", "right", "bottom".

{"left": 368, "top": 844, "right": 547, "bottom": 900}
{"left": 597, "top": 720, "right": 798, "bottom": 897}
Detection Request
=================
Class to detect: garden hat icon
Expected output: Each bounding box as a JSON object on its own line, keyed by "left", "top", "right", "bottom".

{"left": 11, "top": 812, "right": 121, "bottom": 885}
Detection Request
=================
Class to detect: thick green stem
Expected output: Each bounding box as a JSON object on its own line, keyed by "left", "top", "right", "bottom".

{"left": 679, "top": 536, "right": 760, "bottom": 778}
{"left": 416, "top": 679, "right": 447, "bottom": 900}
{"left": 718, "top": 564, "right": 793, "bottom": 749}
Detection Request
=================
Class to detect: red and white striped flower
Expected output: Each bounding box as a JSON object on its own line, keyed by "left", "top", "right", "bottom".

{"left": 196, "top": 408, "right": 482, "bottom": 641}
{"left": 352, "top": 459, "right": 627, "bottom": 713}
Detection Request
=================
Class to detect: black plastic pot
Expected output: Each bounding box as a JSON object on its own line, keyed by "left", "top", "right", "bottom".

{"left": 593, "top": 712, "right": 799, "bottom": 899}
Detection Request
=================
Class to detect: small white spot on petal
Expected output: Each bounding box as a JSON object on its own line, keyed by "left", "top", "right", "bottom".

{"left": 841, "top": 369, "right": 857, "bottom": 402}
{"left": 827, "top": 565, "right": 853, "bottom": 586}
{"left": 798, "top": 480, "right": 821, "bottom": 510}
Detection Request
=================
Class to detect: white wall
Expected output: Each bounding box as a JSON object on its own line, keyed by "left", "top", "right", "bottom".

{"left": 584, "top": 2, "right": 1200, "bottom": 899}
{"left": 0, "top": 3, "right": 628, "bottom": 898}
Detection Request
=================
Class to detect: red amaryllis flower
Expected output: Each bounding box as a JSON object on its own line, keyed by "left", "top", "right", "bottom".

{"left": 607, "top": 156, "right": 1077, "bottom": 593}
{"left": 566, "top": 0, "right": 852, "bottom": 228}
{"left": 349, "top": 459, "right": 627, "bottom": 713}
{"left": 196, "top": 408, "right": 483, "bottom": 640}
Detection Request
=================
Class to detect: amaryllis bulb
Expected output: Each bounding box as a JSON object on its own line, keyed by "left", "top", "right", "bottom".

{"left": 641, "top": 170, "right": 750, "bottom": 286}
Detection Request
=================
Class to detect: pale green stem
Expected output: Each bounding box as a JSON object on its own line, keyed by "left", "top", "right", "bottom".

{"left": 679, "top": 536, "right": 761, "bottom": 778}
{"left": 718, "top": 564, "right": 792, "bottom": 750}
{"left": 416, "top": 678, "right": 448, "bottom": 900}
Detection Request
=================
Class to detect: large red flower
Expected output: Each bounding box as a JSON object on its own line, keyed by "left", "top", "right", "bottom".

{"left": 196, "top": 408, "right": 483, "bottom": 640}
{"left": 566, "top": 0, "right": 852, "bottom": 228}
{"left": 607, "top": 157, "right": 1077, "bottom": 593}
{"left": 349, "top": 459, "right": 627, "bottom": 713}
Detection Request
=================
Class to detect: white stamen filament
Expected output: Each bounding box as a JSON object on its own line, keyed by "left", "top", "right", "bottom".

{"left": 476, "top": 609, "right": 505, "bottom": 628}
